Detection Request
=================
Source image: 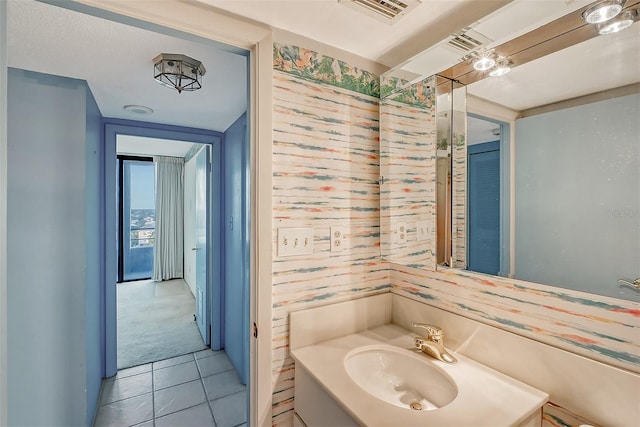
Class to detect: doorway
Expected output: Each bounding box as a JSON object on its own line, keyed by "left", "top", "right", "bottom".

{"left": 115, "top": 135, "right": 212, "bottom": 369}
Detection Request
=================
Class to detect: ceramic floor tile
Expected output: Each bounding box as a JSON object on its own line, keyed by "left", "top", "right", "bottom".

{"left": 154, "top": 403, "right": 215, "bottom": 427}
{"left": 101, "top": 372, "right": 153, "bottom": 405}
{"left": 94, "top": 393, "right": 153, "bottom": 427}
{"left": 109, "top": 363, "right": 152, "bottom": 381}
{"left": 203, "top": 369, "right": 245, "bottom": 401}
{"left": 153, "top": 360, "right": 200, "bottom": 390}
{"left": 211, "top": 390, "right": 247, "bottom": 427}
{"left": 153, "top": 353, "right": 194, "bottom": 370}
{"left": 131, "top": 421, "right": 154, "bottom": 427}
{"left": 197, "top": 352, "right": 233, "bottom": 377}
{"left": 154, "top": 379, "right": 207, "bottom": 418}
{"left": 195, "top": 348, "right": 223, "bottom": 360}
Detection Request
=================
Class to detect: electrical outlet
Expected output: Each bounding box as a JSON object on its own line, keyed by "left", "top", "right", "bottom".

{"left": 397, "top": 223, "right": 407, "bottom": 245}
{"left": 278, "top": 228, "right": 314, "bottom": 256}
{"left": 331, "top": 226, "right": 346, "bottom": 252}
{"left": 416, "top": 220, "right": 430, "bottom": 241}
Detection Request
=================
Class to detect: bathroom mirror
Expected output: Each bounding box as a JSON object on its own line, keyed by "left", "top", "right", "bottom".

{"left": 379, "top": 0, "right": 639, "bottom": 302}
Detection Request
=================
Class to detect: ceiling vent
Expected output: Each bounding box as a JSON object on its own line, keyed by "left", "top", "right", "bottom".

{"left": 339, "top": 0, "right": 421, "bottom": 24}
{"left": 444, "top": 27, "right": 493, "bottom": 55}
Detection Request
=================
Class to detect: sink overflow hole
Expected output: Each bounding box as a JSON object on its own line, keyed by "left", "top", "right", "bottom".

{"left": 410, "top": 401, "right": 423, "bottom": 411}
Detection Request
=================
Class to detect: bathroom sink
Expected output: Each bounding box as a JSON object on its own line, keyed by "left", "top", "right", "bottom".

{"left": 344, "top": 345, "right": 458, "bottom": 411}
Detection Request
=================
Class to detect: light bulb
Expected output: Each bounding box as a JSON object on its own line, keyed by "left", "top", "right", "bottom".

{"left": 597, "top": 10, "right": 635, "bottom": 34}
{"left": 582, "top": 0, "right": 625, "bottom": 24}
{"left": 473, "top": 56, "right": 496, "bottom": 71}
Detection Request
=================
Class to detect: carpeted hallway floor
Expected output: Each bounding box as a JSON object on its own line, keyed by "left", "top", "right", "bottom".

{"left": 117, "top": 278, "right": 207, "bottom": 369}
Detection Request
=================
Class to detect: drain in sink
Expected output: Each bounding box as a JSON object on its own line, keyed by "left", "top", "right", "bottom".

{"left": 409, "top": 401, "right": 423, "bottom": 411}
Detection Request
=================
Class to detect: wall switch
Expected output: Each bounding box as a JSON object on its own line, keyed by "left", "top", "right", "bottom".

{"left": 416, "top": 220, "right": 430, "bottom": 242}
{"left": 397, "top": 223, "right": 407, "bottom": 245}
{"left": 331, "top": 226, "right": 346, "bottom": 252}
{"left": 278, "top": 228, "right": 314, "bottom": 257}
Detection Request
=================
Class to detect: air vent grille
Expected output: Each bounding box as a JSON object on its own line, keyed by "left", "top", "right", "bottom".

{"left": 445, "top": 27, "right": 493, "bottom": 54}
{"left": 339, "top": 0, "right": 421, "bottom": 24}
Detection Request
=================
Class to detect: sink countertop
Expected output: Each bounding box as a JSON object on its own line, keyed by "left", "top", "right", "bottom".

{"left": 291, "top": 324, "right": 549, "bottom": 427}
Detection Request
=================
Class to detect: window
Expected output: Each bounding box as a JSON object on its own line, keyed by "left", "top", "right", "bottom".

{"left": 118, "top": 156, "right": 155, "bottom": 281}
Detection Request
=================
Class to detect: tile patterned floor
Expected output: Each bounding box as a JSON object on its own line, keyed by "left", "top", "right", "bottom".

{"left": 94, "top": 349, "right": 247, "bottom": 427}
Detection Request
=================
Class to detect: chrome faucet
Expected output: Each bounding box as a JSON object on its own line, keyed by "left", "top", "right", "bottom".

{"left": 412, "top": 323, "right": 457, "bottom": 364}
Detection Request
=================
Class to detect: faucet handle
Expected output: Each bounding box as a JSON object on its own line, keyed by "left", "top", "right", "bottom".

{"left": 411, "top": 323, "right": 443, "bottom": 340}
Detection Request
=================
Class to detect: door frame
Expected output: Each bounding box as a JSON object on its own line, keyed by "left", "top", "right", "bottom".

{"left": 104, "top": 119, "right": 222, "bottom": 374}
{"left": 2, "top": 2, "right": 274, "bottom": 426}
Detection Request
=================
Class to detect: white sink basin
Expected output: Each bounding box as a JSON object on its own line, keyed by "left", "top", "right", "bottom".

{"left": 344, "top": 345, "right": 458, "bottom": 411}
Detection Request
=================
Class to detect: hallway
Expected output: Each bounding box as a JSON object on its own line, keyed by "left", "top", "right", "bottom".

{"left": 95, "top": 350, "right": 247, "bottom": 426}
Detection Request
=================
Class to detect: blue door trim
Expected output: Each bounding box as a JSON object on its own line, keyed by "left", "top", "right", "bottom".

{"left": 102, "top": 118, "right": 223, "bottom": 376}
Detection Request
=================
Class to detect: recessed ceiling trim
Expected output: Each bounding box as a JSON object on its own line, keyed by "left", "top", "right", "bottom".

{"left": 338, "top": 0, "right": 421, "bottom": 24}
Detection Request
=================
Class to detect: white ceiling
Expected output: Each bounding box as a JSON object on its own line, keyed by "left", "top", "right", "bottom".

{"left": 7, "top": 0, "right": 639, "bottom": 125}
{"left": 198, "top": 0, "right": 472, "bottom": 65}
{"left": 7, "top": 0, "right": 248, "bottom": 133}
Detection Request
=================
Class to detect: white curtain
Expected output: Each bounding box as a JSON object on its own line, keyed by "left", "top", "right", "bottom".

{"left": 152, "top": 156, "right": 184, "bottom": 281}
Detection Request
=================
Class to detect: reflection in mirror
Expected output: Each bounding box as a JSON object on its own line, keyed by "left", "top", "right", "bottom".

{"left": 464, "top": 12, "right": 639, "bottom": 302}
{"left": 379, "top": 75, "right": 438, "bottom": 270}
{"left": 466, "top": 115, "right": 510, "bottom": 277}
{"left": 380, "top": 0, "right": 639, "bottom": 301}
{"left": 434, "top": 77, "right": 466, "bottom": 269}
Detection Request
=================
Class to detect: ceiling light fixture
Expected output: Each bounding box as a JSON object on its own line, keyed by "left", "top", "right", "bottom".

{"left": 472, "top": 54, "right": 496, "bottom": 71}
{"left": 153, "top": 53, "right": 206, "bottom": 94}
{"left": 123, "top": 105, "right": 153, "bottom": 115}
{"left": 596, "top": 9, "right": 636, "bottom": 33}
{"left": 489, "top": 60, "right": 512, "bottom": 77}
{"left": 582, "top": 0, "right": 625, "bottom": 24}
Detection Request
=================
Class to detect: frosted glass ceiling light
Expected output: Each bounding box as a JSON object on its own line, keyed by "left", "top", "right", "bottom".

{"left": 473, "top": 55, "right": 495, "bottom": 71}
{"left": 153, "top": 53, "right": 206, "bottom": 94}
{"left": 582, "top": 0, "right": 625, "bottom": 24}
{"left": 597, "top": 10, "right": 636, "bottom": 34}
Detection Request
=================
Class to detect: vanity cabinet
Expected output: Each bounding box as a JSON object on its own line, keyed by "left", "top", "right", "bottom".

{"left": 294, "top": 366, "right": 359, "bottom": 427}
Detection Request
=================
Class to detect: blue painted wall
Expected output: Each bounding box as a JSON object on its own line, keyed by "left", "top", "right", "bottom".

{"left": 223, "top": 113, "right": 249, "bottom": 384}
{"left": 7, "top": 68, "right": 103, "bottom": 425}
{"left": 85, "top": 85, "right": 103, "bottom": 426}
{"left": 515, "top": 93, "right": 639, "bottom": 300}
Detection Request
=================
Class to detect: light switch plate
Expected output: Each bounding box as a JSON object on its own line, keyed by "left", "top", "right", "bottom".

{"left": 331, "top": 226, "right": 346, "bottom": 252}
{"left": 278, "top": 228, "right": 314, "bottom": 257}
{"left": 397, "top": 223, "right": 407, "bottom": 245}
{"left": 416, "top": 220, "right": 430, "bottom": 241}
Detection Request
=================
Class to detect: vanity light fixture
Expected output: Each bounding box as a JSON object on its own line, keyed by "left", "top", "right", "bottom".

{"left": 582, "top": 0, "right": 625, "bottom": 24}
{"left": 153, "top": 53, "right": 206, "bottom": 94}
{"left": 489, "top": 59, "right": 512, "bottom": 77}
{"left": 596, "top": 9, "right": 636, "bottom": 34}
{"left": 472, "top": 54, "right": 496, "bottom": 71}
